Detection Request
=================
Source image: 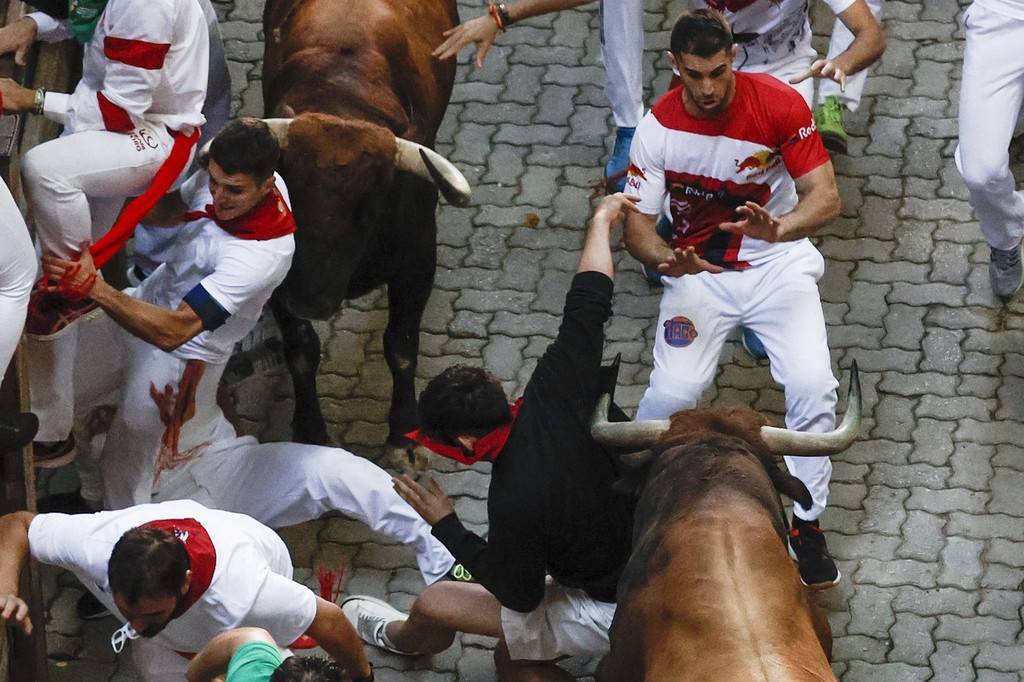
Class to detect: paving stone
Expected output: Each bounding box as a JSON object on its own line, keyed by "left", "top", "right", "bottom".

{"left": 928, "top": 641, "right": 978, "bottom": 682}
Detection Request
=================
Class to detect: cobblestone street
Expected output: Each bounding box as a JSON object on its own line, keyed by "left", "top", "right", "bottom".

{"left": 33, "top": 0, "right": 1024, "bottom": 680}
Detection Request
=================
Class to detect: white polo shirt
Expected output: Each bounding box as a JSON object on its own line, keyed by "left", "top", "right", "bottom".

{"left": 28, "top": 500, "right": 317, "bottom": 654}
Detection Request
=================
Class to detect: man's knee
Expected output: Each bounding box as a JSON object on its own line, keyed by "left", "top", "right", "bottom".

{"left": 21, "top": 144, "right": 69, "bottom": 197}
{"left": 959, "top": 151, "right": 1011, "bottom": 193}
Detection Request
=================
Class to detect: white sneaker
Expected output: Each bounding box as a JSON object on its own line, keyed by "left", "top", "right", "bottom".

{"left": 341, "top": 595, "right": 418, "bottom": 655}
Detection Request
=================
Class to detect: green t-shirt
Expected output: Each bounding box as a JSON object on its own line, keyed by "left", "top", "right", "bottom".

{"left": 226, "top": 641, "right": 284, "bottom": 682}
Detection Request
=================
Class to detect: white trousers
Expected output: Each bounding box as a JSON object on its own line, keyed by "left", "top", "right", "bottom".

{"left": 155, "top": 437, "right": 455, "bottom": 584}
{"left": 737, "top": 35, "right": 818, "bottom": 107}
{"left": 955, "top": 3, "right": 1024, "bottom": 251}
{"left": 29, "top": 310, "right": 454, "bottom": 584}
{"left": 817, "top": 0, "right": 884, "bottom": 111}
{"left": 21, "top": 124, "right": 178, "bottom": 258}
{"left": 635, "top": 241, "right": 837, "bottom": 520}
{"left": 0, "top": 180, "right": 34, "bottom": 377}
{"left": 599, "top": 0, "right": 644, "bottom": 129}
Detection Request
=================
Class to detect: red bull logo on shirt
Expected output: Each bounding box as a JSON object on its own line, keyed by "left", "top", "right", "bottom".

{"left": 734, "top": 149, "right": 780, "bottom": 177}
{"left": 663, "top": 315, "right": 698, "bottom": 348}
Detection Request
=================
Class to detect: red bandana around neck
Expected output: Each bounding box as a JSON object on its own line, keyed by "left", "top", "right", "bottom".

{"left": 140, "top": 518, "right": 217, "bottom": 618}
{"left": 406, "top": 398, "right": 523, "bottom": 465}
{"left": 183, "top": 185, "right": 297, "bottom": 240}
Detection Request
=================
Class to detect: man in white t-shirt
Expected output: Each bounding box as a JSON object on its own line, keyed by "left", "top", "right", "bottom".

{"left": 28, "top": 119, "right": 455, "bottom": 587}
{"left": 624, "top": 10, "right": 842, "bottom": 588}
{"left": 0, "top": 499, "right": 375, "bottom": 682}
{"left": 694, "top": 0, "right": 884, "bottom": 154}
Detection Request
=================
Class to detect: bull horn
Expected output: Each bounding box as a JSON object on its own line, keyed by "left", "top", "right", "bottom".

{"left": 591, "top": 393, "right": 671, "bottom": 449}
{"left": 198, "top": 118, "right": 294, "bottom": 158}
{"left": 262, "top": 118, "right": 294, "bottom": 148}
{"left": 393, "top": 138, "right": 472, "bottom": 207}
{"left": 759, "top": 361, "right": 862, "bottom": 457}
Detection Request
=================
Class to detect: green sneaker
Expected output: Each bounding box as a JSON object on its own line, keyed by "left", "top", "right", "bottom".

{"left": 814, "top": 95, "right": 848, "bottom": 155}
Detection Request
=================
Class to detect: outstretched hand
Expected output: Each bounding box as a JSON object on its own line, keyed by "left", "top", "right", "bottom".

{"left": 0, "top": 593, "right": 32, "bottom": 636}
{"left": 719, "top": 202, "right": 783, "bottom": 243}
{"left": 789, "top": 58, "right": 847, "bottom": 91}
{"left": 432, "top": 14, "right": 501, "bottom": 67}
{"left": 592, "top": 193, "right": 640, "bottom": 227}
{"left": 42, "top": 245, "right": 99, "bottom": 298}
{"left": 0, "top": 17, "right": 37, "bottom": 67}
{"left": 656, "top": 245, "right": 725, "bottom": 277}
{"left": 393, "top": 474, "right": 455, "bottom": 526}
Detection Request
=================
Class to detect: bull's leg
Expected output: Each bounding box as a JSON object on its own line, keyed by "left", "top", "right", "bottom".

{"left": 383, "top": 261, "right": 434, "bottom": 446}
{"left": 270, "top": 296, "right": 330, "bottom": 445}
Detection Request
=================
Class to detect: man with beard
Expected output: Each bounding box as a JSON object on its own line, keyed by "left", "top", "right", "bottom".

{"left": 0, "top": 499, "right": 374, "bottom": 681}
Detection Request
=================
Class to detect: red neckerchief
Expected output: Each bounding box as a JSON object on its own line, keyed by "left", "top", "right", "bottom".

{"left": 183, "top": 186, "right": 297, "bottom": 240}
{"left": 405, "top": 398, "right": 523, "bottom": 465}
{"left": 140, "top": 518, "right": 216, "bottom": 618}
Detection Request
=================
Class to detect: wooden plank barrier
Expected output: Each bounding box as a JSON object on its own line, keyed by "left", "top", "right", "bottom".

{"left": 0, "top": 3, "right": 77, "bottom": 681}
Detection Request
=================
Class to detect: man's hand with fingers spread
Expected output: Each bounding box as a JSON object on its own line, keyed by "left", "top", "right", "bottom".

{"left": 432, "top": 15, "right": 500, "bottom": 67}
{"left": 656, "top": 245, "right": 726, "bottom": 277}
{"left": 393, "top": 474, "right": 455, "bottom": 525}
{"left": 719, "top": 201, "right": 784, "bottom": 243}
{"left": 789, "top": 58, "right": 847, "bottom": 91}
{"left": 0, "top": 593, "right": 32, "bottom": 636}
{"left": 0, "top": 16, "right": 37, "bottom": 67}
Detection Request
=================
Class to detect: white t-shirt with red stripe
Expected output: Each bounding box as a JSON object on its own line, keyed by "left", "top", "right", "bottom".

{"left": 692, "top": 0, "right": 855, "bottom": 64}
{"left": 627, "top": 71, "right": 830, "bottom": 270}
{"left": 34, "top": 0, "right": 208, "bottom": 135}
{"left": 28, "top": 500, "right": 317, "bottom": 655}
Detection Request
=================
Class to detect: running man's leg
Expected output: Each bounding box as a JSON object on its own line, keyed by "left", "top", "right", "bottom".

{"left": 180, "top": 440, "right": 455, "bottom": 583}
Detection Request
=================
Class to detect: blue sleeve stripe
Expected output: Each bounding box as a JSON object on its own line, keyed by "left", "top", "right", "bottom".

{"left": 183, "top": 284, "right": 230, "bottom": 331}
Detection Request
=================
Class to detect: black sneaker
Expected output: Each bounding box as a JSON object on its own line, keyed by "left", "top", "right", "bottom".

{"left": 788, "top": 517, "right": 840, "bottom": 590}
{"left": 76, "top": 592, "right": 111, "bottom": 620}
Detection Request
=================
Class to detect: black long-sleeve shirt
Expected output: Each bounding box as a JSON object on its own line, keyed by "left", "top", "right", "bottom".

{"left": 431, "top": 271, "right": 635, "bottom": 612}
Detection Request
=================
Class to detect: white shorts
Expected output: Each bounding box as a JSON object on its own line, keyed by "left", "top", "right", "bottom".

{"left": 500, "top": 578, "right": 616, "bottom": 662}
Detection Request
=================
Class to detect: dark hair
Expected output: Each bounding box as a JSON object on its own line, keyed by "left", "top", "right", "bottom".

{"left": 670, "top": 9, "right": 734, "bottom": 58}
{"left": 205, "top": 118, "right": 281, "bottom": 181}
{"left": 270, "top": 656, "right": 345, "bottom": 682}
{"left": 108, "top": 527, "right": 190, "bottom": 605}
{"left": 418, "top": 365, "right": 512, "bottom": 439}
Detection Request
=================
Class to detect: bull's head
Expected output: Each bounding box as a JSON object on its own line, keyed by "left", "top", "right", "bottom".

{"left": 592, "top": 362, "right": 861, "bottom": 457}
{"left": 251, "top": 114, "right": 471, "bottom": 319}
{"left": 593, "top": 363, "right": 861, "bottom": 516}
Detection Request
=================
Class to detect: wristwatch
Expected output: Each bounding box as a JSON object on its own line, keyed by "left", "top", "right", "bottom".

{"left": 32, "top": 88, "right": 46, "bottom": 115}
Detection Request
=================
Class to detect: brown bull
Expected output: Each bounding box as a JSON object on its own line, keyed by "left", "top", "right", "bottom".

{"left": 261, "top": 0, "right": 470, "bottom": 444}
{"left": 592, "top": 364, "right": 862, "bottom": 681}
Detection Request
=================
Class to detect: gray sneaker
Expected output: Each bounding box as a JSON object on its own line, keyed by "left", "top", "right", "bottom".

{"left": 990, "top": 244, "right": 1023, "bottom": 300}
{"left": 341, "top": 596, "right": 418, "bottom": 655}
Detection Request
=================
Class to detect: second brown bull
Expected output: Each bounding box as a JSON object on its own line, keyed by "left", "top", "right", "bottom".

{"left": 592, "top": 364, "right": 862, "bottom": 681}
{"left": 261, "top": 0, "right": 471, "bottom": 445}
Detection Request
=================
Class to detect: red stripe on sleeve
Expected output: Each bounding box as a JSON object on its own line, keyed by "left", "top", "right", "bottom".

{"left": 104, "top": 36, "right": 171, "bottom": 70}
{"left": 97, "top": 92, "right": 134, "bottom": 132}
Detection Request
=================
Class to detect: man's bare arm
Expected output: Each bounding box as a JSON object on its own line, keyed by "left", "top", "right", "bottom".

{"left": 186, "top": 628, "right": 278, "bottom": 682}
{"left": 42, "top": 249, "right": 204, "bottom": 351}
{"left": 0, "top": 512, "right": 36, "bottom": 635}
{"left": 832, "top": 0, "right": 886, "bottom": 78}
{"left": 304, "top": 597, "right": 372, "bottom": 680}
{"left": 777, "top": 162, "right": 841, "bottom": 240}
{"left": 577, "top": 193, "right": 640, "bottom": 278}
{"left": 623, "top": 210, "right": 670, "bottom": 271}
{"left": 434, "top": 0, "right": 593, "bottom": 65}
{"left": 720, "top": 163, "right": 840, "bottom": 243}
